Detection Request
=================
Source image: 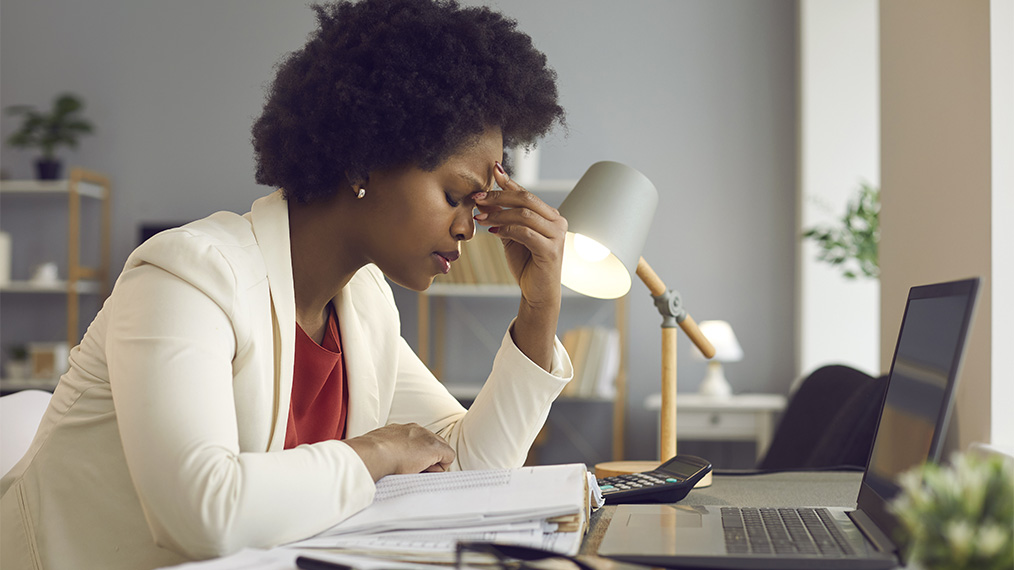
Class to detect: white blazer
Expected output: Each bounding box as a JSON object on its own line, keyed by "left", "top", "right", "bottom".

{"left": 1, "top": 190, "right": 572, "bottom": 570}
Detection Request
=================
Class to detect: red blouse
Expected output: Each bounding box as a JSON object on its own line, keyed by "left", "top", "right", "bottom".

{"left": 284, "top": 307, "right": 349, "bottom": 448}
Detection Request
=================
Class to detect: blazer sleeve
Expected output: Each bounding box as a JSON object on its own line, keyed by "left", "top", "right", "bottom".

{"left": 107, "top": 235, "right": 374, "bottom": 560}
{"left": 387, "top": 319, "right": 573, "bottom": 470}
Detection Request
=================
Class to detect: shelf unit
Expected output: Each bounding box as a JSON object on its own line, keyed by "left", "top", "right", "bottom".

{"left": 0, "top": 168, "right": 111, "bottom": 391}
{"left": 415, "top": 179, "right": 631, "bottom": 461}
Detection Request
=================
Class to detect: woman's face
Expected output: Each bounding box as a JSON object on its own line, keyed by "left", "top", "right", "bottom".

{"left": 361, "top": 127, "right": 503, "bottom": 291}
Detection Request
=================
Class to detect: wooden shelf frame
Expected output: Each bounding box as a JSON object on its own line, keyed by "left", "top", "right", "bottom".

{"left": 0, "top": 167, "right": 112, "bottom": 348}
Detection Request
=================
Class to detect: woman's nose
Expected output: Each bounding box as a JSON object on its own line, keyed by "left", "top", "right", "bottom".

{"left": 452, "top": 208, "right": 476, "bottom": 241}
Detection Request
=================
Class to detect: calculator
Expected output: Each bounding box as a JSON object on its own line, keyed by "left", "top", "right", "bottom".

{"left": 596, "top": 454, "right": 712, "bottom": 504}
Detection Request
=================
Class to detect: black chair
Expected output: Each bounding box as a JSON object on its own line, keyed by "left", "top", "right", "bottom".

{"left": 758, "top": 364, "right": 888, "bottom": 470}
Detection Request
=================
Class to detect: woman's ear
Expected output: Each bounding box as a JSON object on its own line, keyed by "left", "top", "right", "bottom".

{"left": 345, "top": 172, "right": 370, "bottom": 199}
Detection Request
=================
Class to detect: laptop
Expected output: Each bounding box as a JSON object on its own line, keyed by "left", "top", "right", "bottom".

{"left": 598, "top": 277, "right": 980, "bottom": 570}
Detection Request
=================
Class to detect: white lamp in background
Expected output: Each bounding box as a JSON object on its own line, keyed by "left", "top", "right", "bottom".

{"left": 693, "top": 320, "right": 743, "bottom": 398}
{"left": 558, "top": 161, "right": 716, "bottom": 476}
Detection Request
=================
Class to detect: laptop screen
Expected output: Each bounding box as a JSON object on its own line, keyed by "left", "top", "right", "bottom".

{"left": 856, "top": 278, "right": 979, "bottom": 537}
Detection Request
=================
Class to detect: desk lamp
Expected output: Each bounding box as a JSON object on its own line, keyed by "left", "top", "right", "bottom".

{"left": 558, "top": 161, "right": 716, "bottom": 476}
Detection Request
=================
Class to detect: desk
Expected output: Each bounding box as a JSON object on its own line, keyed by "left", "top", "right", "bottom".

{"left": 645, "top": 393, "right": 787, "bottom": 461}
{"left": 166, "top": 471, "right": 905, "bottom": 570}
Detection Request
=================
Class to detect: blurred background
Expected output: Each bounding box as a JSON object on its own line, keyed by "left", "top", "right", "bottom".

{"left": 1, "top": 0, "right": 1008, "bottom": 467}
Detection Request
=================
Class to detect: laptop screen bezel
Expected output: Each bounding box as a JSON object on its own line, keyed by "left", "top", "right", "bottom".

{"left": 854, "top": 277, "right": 980, "bottom": 550}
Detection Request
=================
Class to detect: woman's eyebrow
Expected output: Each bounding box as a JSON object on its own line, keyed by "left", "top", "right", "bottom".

{"left": 455, "top": 170, "right": 492, "bottom": 193}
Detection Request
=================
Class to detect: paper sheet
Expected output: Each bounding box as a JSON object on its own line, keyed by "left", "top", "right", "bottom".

{"left": 313, "top": 464, "right": 587, "bottom": 536}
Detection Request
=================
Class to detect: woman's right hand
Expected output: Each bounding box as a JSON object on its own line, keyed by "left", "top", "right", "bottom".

{"left": 344, "top": 423, "right": 456, "bottom": 481}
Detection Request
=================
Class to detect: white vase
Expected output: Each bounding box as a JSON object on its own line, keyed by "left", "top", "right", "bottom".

{"left": 511, "top": 146, "right": 540, "bottom": 186}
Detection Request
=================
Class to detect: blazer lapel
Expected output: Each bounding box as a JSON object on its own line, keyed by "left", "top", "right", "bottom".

{"left": 249, "top": 190, "right": 297, "bottom": 450}
{"left": 334, "top": 290, "right": 380, "bottom": 437}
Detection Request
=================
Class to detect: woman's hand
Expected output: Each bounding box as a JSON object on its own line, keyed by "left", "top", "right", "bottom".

{"left": 344, "top": 423, "right": 455, "bottom": 482}
{"left": 472, "top": 161, "right": 567, "bottom": 370}
{"left": 473, "top": 162, "right": 567, "bottom": 309}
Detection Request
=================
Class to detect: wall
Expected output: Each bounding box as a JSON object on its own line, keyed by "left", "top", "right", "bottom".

{"left": 796, "top": 0, "right": 879, "bottom": 381}
{"left": 880, "top": 0, "right": 994, "bottom": 449}
{"left": 991, "top": 0, "right": 1013, "bottom": 451}
{"left": 0, "top": 0, "right": 798, "bottom": 463}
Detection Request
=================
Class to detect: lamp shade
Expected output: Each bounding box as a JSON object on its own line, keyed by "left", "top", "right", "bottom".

{"left": 559, "top": 161, "right": 658, "bottom": 299}
{"left": 692, "top": 320, "right": 743, "bottom": 362}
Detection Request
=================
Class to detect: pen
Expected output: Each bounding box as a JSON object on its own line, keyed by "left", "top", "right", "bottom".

{"left": 295, "top": 555, "right": 356, "bottom": 570}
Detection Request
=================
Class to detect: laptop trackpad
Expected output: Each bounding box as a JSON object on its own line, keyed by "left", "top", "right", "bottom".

{"left": 626, "top": 508, "right": 703, "bottom": 528}
{"left": 599, "top": 505, "right": 721, "bottom": 558}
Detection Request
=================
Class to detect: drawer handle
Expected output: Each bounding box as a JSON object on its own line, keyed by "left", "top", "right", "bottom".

{"left": 709, "top": 413, "right": 722, "bottom": 425}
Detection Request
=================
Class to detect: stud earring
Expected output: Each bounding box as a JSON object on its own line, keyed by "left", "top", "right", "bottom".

{"left": 356, "top": 187, "right": 366, "bottom": 199}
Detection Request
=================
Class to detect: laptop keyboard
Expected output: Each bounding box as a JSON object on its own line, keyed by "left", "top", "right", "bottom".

{"left": 721, "top": 507, "right": 857, "bottom": 557}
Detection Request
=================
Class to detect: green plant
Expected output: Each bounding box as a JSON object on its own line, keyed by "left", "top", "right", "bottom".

{"left": 5, "top": 92, "right": 94, "bottom": 160}
{"left": 8, "top": 345, "right": 28, "bottom": 362}
{"left": 802, "top": 183, "right": 880, "bottom": 279}
{"left": 891, "top": 452, "right": 1014, "bottom": 570}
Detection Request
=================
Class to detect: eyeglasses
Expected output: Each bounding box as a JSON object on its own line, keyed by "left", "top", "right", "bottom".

{"left": 454, "top": 541, "right": 599, "bottom": 570}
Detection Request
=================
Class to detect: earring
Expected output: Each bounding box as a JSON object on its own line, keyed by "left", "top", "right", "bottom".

{"left": 356, "top": 187, "right": 366, "bottom": 199}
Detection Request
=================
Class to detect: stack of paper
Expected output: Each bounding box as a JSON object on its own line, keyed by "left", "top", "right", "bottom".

{"left": 287, "top": 463, "right": 592, "bottom": 562}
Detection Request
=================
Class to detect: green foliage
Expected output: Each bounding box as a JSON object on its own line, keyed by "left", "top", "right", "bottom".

{"left": 802, "top": 183, "right": 880, "bottom": 279}
{"left": 8, "top": 345, "right": 28, "bottom": 361}
{"left": 5, "top": 93, "right": 95, "bottom": 159}
{"left": 891, "top": 452, "right": 1014, "bottom": 570}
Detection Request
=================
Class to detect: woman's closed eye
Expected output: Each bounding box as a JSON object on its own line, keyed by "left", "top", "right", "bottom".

{"left": 445, "top": 192, "right": 462, "bottom": 208}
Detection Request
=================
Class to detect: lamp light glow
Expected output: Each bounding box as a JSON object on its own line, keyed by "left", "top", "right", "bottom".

{"left": 573, "top": 233, "right": 611, "bottom": 262}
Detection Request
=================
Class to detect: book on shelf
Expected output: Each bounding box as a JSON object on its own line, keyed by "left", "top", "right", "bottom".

{"left": 286, "top": 462, "right": 596, "bottom": 563}
{"left": 561, "top": 326, "right": 620, "bottom": 399}
{"left": 434, "top": 231, "right": 514, "bottom": 286}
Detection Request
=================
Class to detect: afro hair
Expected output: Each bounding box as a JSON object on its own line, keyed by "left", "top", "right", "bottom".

{"left": 252, "top": 0, "right": 565, "bottom": 203}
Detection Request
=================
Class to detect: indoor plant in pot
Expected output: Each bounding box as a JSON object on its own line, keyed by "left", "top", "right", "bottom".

{"left": 5, "top": 92, "right": 95, "bottom": 180}
{"left": 802, "top": 182, "right": 880, "bottom": 280}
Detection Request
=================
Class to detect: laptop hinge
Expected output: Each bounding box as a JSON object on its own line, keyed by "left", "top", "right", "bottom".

{"left": 847, "top": 509, "right": 897, "bottom": 554}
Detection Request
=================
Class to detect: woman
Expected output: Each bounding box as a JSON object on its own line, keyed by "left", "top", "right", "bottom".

{"left": 0, "top": 1, "right": 571, "bottom": 568}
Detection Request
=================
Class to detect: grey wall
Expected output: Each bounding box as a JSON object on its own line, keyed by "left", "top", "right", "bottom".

{"left": 0, "top": 0, "right": 797, "bottom": 464}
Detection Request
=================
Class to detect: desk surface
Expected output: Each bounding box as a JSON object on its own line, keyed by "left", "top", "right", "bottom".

{"left": 581, "top": 470, "right": 863, "bottom": 556}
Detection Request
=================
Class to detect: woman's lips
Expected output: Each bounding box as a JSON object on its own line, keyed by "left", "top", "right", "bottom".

{"left": 434, "top": 250, "right": 460, "bottom": 274}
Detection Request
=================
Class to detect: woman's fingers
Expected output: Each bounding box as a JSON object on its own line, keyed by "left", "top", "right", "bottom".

{"left": 473, "top": 165, "right": 567, "bottom": 242}
{"left": 344, "top": 423, "right": 456, "bottom": 481}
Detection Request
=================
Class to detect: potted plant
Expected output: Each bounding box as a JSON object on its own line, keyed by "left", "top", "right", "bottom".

{"left": 5, "top": 345, "right": 30, "bottom": 380}
{"left": 802, "top": 182, "right": 880, "bottom": 279}
{"left": 5, "top": 92, "right": 95, "bottom": 180}
{"left": 891, "top": 451, "right": 1014, "bottom": 570}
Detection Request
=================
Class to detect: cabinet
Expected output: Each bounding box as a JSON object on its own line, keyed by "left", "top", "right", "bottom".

{"left": 644, "top": 392, "right": 788, "bottom": 462}
{"left": 415, "top": 179, "right": 630, "bottom": 462}
{"left": 0, "top": 168, "right": 111, "bottom": 391}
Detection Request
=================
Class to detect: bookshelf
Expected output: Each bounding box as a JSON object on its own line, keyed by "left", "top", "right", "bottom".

{"left": 0, "top": 168, "right": 111, "bottom": 392}
{"left": 415, "top": 179, "right": 631, "bottom": 460}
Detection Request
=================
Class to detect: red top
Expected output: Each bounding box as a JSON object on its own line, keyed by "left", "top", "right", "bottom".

{"left": 284, "top": 307, "right": 349, "bottom": 448}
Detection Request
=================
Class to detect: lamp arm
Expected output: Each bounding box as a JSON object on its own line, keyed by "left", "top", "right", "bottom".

{"left": 635, "top": 257, "right": 716, "bottom": 358}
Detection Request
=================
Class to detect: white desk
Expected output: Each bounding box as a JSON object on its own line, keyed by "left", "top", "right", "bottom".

{"left": 645, "top": 392, "right": 787, "bottom": 461}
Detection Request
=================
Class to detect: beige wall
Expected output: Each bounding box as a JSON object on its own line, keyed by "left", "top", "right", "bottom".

{"left": 880, "top": 0, "right": 992, "bottom": 448}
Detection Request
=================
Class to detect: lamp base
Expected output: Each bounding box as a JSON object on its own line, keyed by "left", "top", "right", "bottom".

{"left": 594, "top": 460, "right": 713, "bottom": 488}
{"left": 698, "top": 361, "right": 733, "bottom": 398}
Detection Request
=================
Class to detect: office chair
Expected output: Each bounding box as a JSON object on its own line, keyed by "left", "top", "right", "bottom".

{"left": 758, "top": 365, "right": 887, "bottom": 471}
{"left": 1, "top": 389, "right": 52, "bottom": 476}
